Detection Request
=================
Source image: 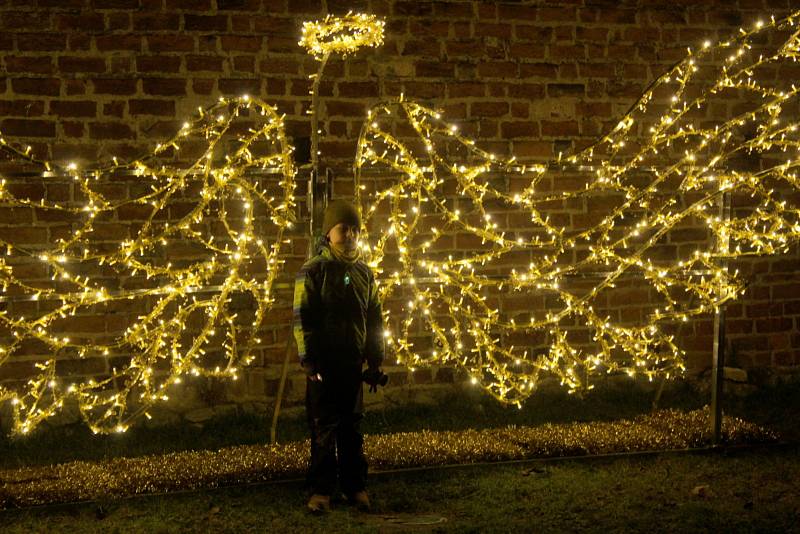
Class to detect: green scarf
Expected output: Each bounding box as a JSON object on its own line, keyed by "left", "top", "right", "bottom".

{"left": 329, "top": 243, "right": 361, "bottom": 264}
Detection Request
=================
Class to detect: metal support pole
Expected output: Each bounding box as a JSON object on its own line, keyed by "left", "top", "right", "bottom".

{"left": 710, "top": 305, "right": 726, "bottom": 444}
{"left": 710, "top": 191, "right": 731, "bottom": 445}
{"left": 269, "top": 52, "right": 333, "bottom": 442}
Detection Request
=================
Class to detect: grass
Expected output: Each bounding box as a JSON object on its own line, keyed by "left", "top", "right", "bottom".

{"left": 0, "top": 379, "right": 715, "bottom": 469}
{"left": 1, "top": 445, "right": 798, "bottom": 532}
{"left": 0, "top": 381, "right": 798, "bottom": 531}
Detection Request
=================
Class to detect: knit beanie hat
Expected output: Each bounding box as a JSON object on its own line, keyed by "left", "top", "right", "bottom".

{"left": 322, "top": 200, "right": 361, "bottom": 236}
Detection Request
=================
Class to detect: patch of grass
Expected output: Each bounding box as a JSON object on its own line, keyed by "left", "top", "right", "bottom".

{"left": 1, "top": 445, "right": 798, "bottom": 532}
{"left": 0, "top": 412, "right": 274, "bottom": 470}
{"left": 3, "top": 378, "right": 794, "bottom": 471}
{"left": 725, "top": 380, "right": 800, "bottom": 440}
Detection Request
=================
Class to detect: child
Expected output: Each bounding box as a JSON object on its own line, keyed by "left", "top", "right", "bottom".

{"left": 293, "top": 200, "right": 385, "bottom": 513}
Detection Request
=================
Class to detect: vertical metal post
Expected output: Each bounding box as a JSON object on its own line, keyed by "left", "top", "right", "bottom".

{"left": 710, "top": 190, "right": 731, "bottom": 445}
{"left": 269, "top": 52, "right": 331, "bottom": 442}
{"left": 710, "top": 304, "right": 725, "bottom": 444}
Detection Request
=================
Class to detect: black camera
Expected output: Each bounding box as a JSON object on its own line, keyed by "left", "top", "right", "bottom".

{"left": 362, "top": 368, "right": 388, "bottom": 392}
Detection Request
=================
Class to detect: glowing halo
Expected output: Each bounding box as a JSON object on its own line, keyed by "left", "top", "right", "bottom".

{"left": 299, "top": 12, "right": 385, "bottom": 59}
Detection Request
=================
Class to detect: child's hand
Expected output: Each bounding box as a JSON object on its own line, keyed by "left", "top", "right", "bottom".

{"left": 362, "top": 368, "right": 388, "bottom": 392}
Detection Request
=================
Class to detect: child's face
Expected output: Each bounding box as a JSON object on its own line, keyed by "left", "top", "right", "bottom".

{"left": 327, "top": 223, "right": 360, "bottom": 252}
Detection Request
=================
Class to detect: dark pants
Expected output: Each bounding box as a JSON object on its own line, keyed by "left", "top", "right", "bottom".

{"left": 305, "top": 365, "right": 367, "bottom": 496}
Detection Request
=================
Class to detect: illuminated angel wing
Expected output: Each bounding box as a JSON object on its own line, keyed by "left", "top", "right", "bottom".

{"left": 0, "top": 97, "right": 295, "bottom": 433}
{"left": 355, "top": 12, "right": 800, "bottom": 404}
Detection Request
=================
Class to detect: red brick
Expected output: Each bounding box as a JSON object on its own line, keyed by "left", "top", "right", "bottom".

{"left": 220, "top": 35, "right": 264, "bottom": 52}
{"left": 474, "top": 23, "right": 512, "bottom": 38}
{"left": 477, "top": 61, "right": 518, "bottom": 78}
{"left": 446, "top": 41, "right": 484, "bottom": 57}
{"left": 147, "top": 35, "right": 195, "bottom": 52}
{"left": 1, "top": 118, "right": 56, "bottom": 137}
{"left": 547, "top": 83, "right": 584, "bottom": 97}
{"left": 192, "top": 78, "right": 215, "bottom": 94}
{"left": 107, "top": 12, "right": 131, "bottom": 30}
{"left": 258, "top": 57, "right": 300, "bottom": 75}
{"left": 4, "top": 56, "right": 54, "bottom": 74}
{"left": 471, "top": 102, "right": 508, "bottom": 117}
{"left": 55, "top": 13, "right": 105, "bottom": 32}
{"left": 402, "top": 81, "right": 445, "bottom": 99}
{"left": 92, "top": 0, "right": 140, "bottom": 7}
{"left": 17, "top": 33, "right": 67, "bottom": 51}
{"left": 539, "top": 120, "right": 580, "bottom": 137}
{"left": 89, "top": 121, "right": 135, "bottom": 140}
{"left": 136, "top": 56, "right": 182, "bottom": 73}
{"left": 647, "top": 8, "right": 686, "bottom": 25}
{"left": 218, "top": 78, "right": 262, "bottom": 95}
{"left": 510, "top": 43, "right": 546, "bottom": 59}
{"left": 0, "top": 207, "right": 33, "bottom": 224}
{"left": 401, "top": 39, "right": 441, "bottom": 58}
{"left": 606, "top": 45, "right": 639, "bottom": 60}
{"left": 549, "top": 45, "right": 586, "bottom": 60}
{"left": 185, "top": 14, "right": 229, "bottom": 31}
{"left": 520, "top": 63, "right": 558, "bottom": 78}
{"left": 501, "top": 121, "right": 539, "bottom": 138}
{"left": 668, "top": 228, "right": 708, "bottom": 242}
{"left": 416, "top": 61, "right": 455, "bottom": 78}
{"left": 54, "top": 357, "right": 107, "bottom": 377}
{"left": 447, "top": 82, "right": 485, "bottom": 98}
{"left": 337, "top": 82, "right": 379, "bottom": 98}
{"left": 129, "top": 99, "right": 175, "bottom": 116}
{"left": 71, "top": 36, "right": 92, "bottom": 54}
{"left": 756, "top": 318, "right": 793, "bottom": 333}
{"left": 49, "top": 101, "right": 97, "bottom": 118}
{"left": 92, "top": 78, "right": 137, "bottom": 95}
{"left": 117, "top": 204, "right": 154, "bottom": 220}
{"left": 0, "top": 360, "right": 46, "bottom": 381}
{"left": 394, "top": 1, "right": 433, "bottom": 16}
{"left": 6, "top": 184, "right": 46, "bottom": 200}
{"left": 597, "top": 9, "right": 636, "bottom": 24}
{"left": 166, "top": 0, "right": 213, "bottom": 8}
{"left": 325, "top": 100, "right": 365, "bottom": 117}
{"left": 510, "top": 102, "right": 529, "bottom": 118}
{"left": 231, "top": 55, "right": 254, "bottom": 72}
{"left": 0, "top": 226, "right": 48, "bottom": 244}
{"left": 508, "top": 83, "right": 545, "bottom": 99}
{"left": 434, "top": 2, "right": 473, "bottom": 18}
{"left": 253, "top": 15, "right": 296, "bottom": 34}
{"left": 539, "top": 7, "right": 577, "bottom": 22}
{"left": 65, "top": 80, "right": 87, "bottom": 96}
{"left": 91, "top": 223, "right": 129, "bottom": 240}
{"left": 95, "top": 35, "right": 142, "bottom": 52}
{"left": 62, "top": 121, "right": 85, "bottom": 137}
{"left": 575, "top": 102, "right": 613, "bottom": 117}
{"left": 0, "top": 100, "right": 45, "bottom": 117}
{"left": 133, "top": 13, "right": 181, "bottom": 30}
{"left": 2, "top": 11, "right": 52, "bottom": 30}
{"left": 142, "top": 78, "right": 187, "bottom": 96}
{"left": 515, "top": 25, "right": 553, "bottom": 41}
{"left": 576, "top": 27, "right": 609, "bottom": 42}
{"left": 187, "top": 55, "right": 225, "bottom": 72}
{"left": 58, "top": 57, "right": 107, "bottom": 74}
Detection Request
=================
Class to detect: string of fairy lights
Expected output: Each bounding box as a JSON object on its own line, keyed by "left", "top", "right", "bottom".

{"left": 355, "top": 11, "right": 800, "bottom": 404}
{"left": 0, "top": 97, "right": 296, "bottom": 434}
{"left": 0, "top": 10, "right": 799, "bottom": 434}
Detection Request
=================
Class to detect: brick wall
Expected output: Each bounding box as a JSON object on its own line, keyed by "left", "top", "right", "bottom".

{"left": 0, "top": 0, "right": 798, "bottom": 424}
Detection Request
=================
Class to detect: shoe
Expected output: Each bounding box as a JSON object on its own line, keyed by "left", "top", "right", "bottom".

{"left": 349, "top": 490, "right": 370, "bottom": 512}
{"left": 307, "top": 494, "right": 330, "bottom": 514}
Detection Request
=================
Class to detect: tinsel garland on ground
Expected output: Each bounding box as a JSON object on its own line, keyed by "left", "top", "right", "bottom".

{"left": 0, "top": 408, "right": 775, "bottom": 509}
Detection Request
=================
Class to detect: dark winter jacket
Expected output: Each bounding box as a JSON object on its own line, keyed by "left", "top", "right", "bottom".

{"left": 293, "top": 245, "right": 385, "bottom": 375}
